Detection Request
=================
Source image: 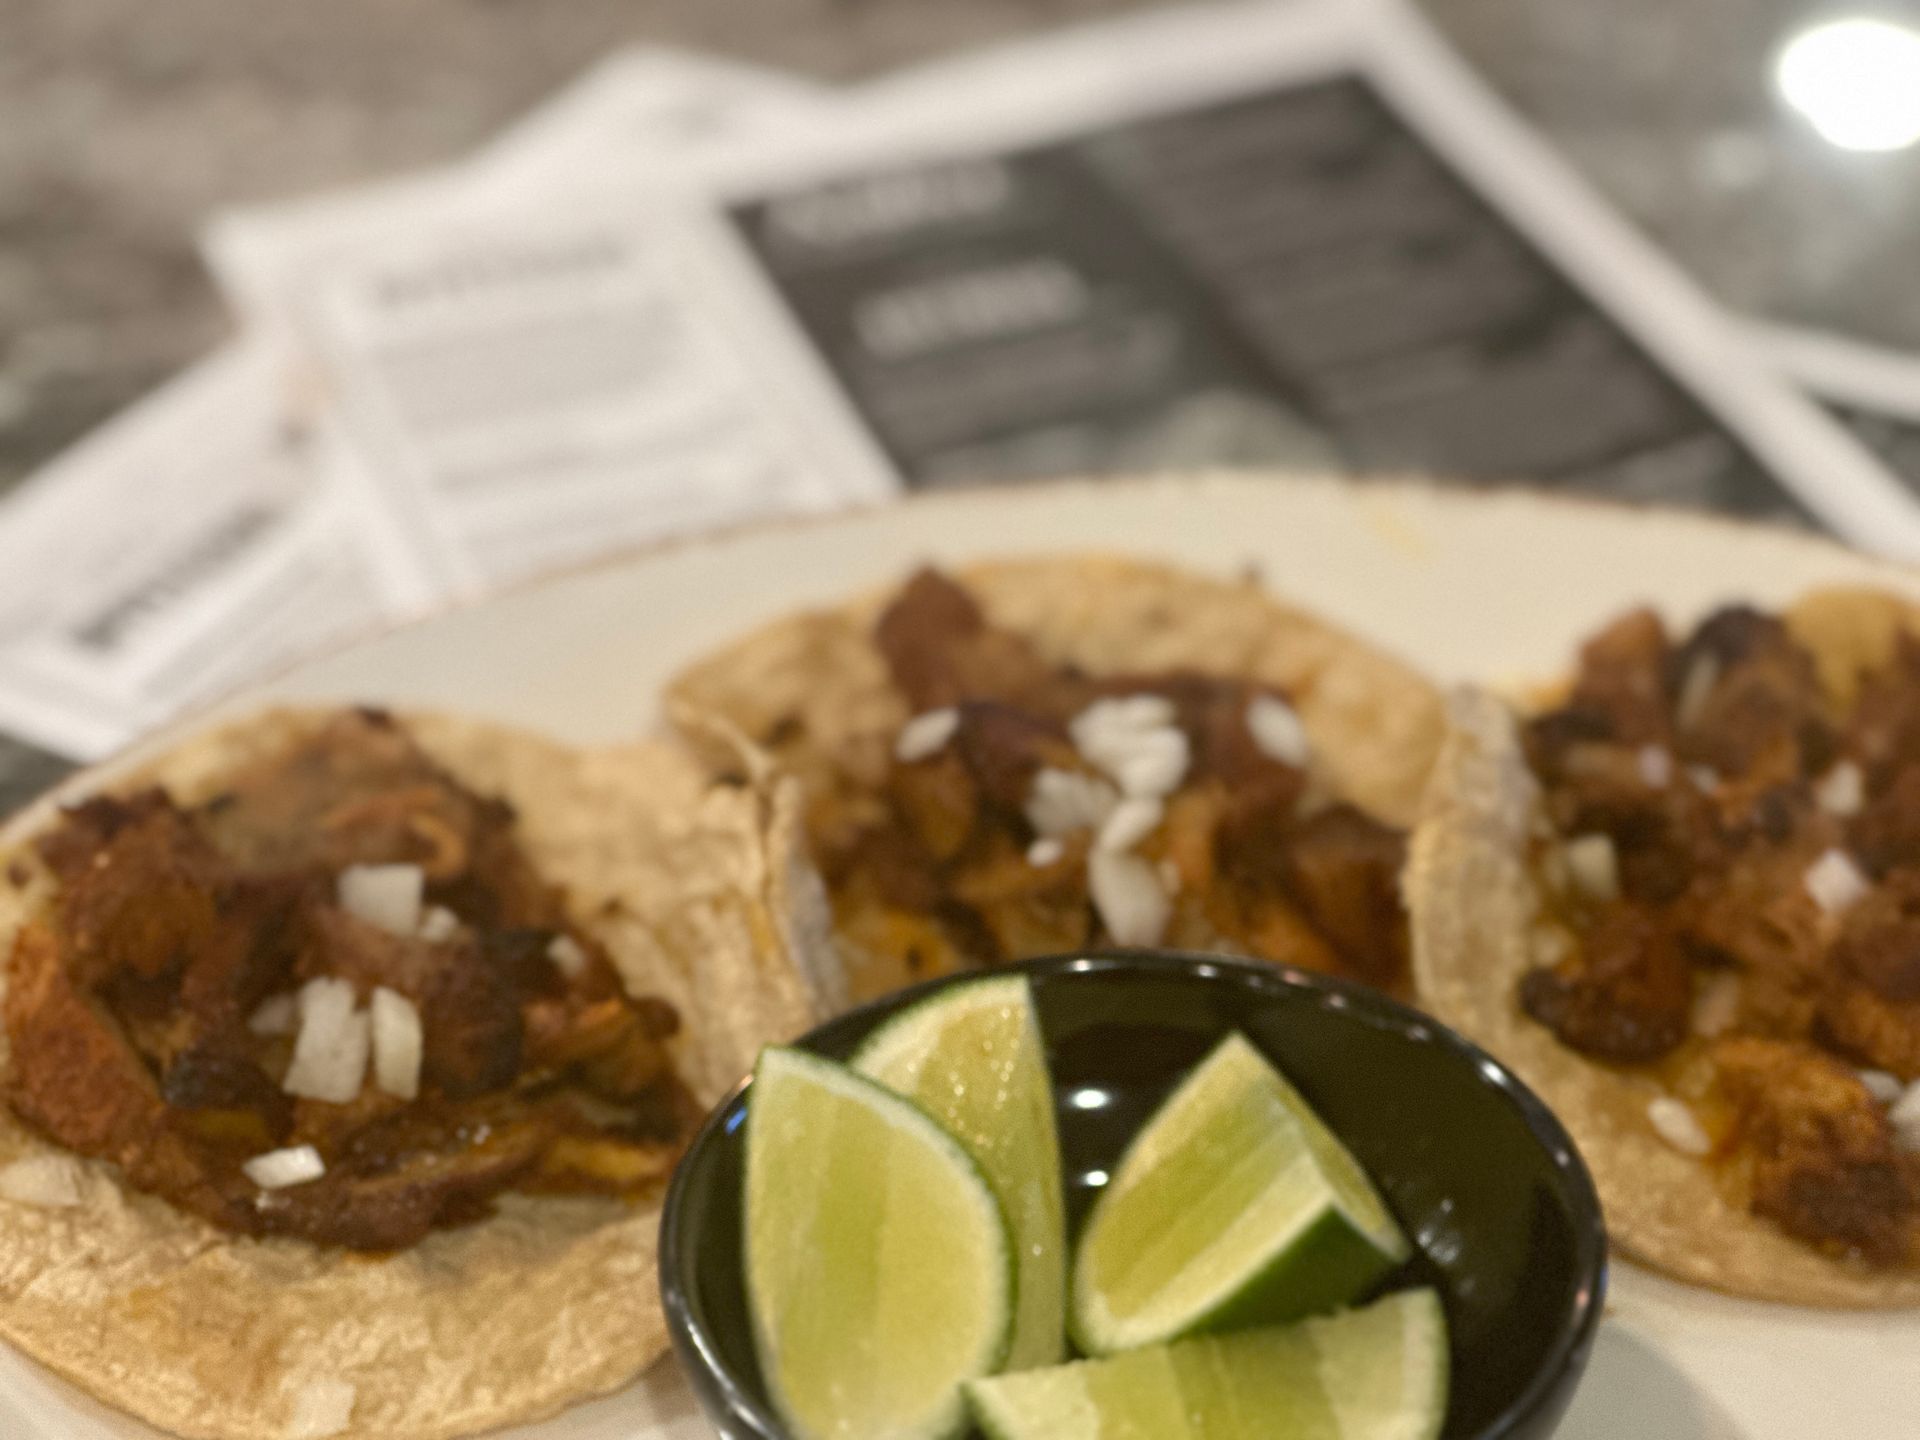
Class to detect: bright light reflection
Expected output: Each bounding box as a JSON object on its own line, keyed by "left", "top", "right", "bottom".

{"left": 1777, "top": 18, "right": 1920, "bottom": 152}
{"left": 1068, "top": 1087, "right": 1113, "bottom": 1111}
{"left": 1082, "top": 1169, "right": 1110, "bottom": 1187}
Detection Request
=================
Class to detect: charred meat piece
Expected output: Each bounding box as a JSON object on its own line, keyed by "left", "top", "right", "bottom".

{"left": 45, "top": 792, "right": 220, "bottom": 988}
{"left": 197, "top": 711, "right": 472, "bottom": 878}
{"left": 301, "top": 906, "right": 523, "bottom": 1099}
{"left": 1209, "top": 787, "right": 1399, "bottom": 984}
{"left": 1562, "top": 607, "right": 1674, "bottom": 747}
{"left": 195, "top": 711, "right": 574, "bottom": 935}
{"left": 1534, "top": 746, "right": 1714, "bottom": 906}
{"left": 262, "top": 1105, "right": 554, "bottom": 1250}
{"left": 1669, "top": 608, "right": 1833, "bottom": 779}
{"left": 1849, "top": 766, "right": 1920, "bottom": 878}
{"left": 1817, "top": 984, "right": 1920, "bottom": 1082}
{"left": 1281, "top": 806, "right": 1409, "bottom": 987}
{"left": 1849, "top": 635, "right": 1920, "bottom": 792}
{"left": 1519, "top": 906, "right": 1692, "bottom": 1063}
{"left": 875, "top": 568, "right": 1088, "bottom": 716}
{"left": 1714, "top": 1036, "right": 1919, "bottom": 1265}
{"left": 1674, "top": 837, "right": 1829, "bottom": 982}
{"left": 1832, "top": 869, "right": 1920, "bottom": 1003}
{"left": 4, "top": 920, "right": 170, "bottom": 1164}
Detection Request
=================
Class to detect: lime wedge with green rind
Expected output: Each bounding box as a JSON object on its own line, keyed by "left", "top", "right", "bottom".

{"left": 1071, "top": 1032, "right": 1409, "bottom": 1355}
{"left": 853, "top": 974, "right": 1067, "bottom": 1369}
{"left": 967, "top": 1288, "right": 1449, "bottom": 1440}
{"left": 744, "top": 1046, "right": 1014, "bottom": 1440}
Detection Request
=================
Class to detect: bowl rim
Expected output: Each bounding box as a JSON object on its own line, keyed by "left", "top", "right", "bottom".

{"left": 659, "top": 950, "right": 1610, "bottom": 1440}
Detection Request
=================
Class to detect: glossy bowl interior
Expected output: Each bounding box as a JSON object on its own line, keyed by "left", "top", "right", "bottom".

{"left": 660, "top": 953, "right": 1607, "bottom": 1440}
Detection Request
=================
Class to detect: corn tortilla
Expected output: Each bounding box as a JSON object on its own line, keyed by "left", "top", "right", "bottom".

{"left": 0, "top": 708, "right": 841, "bottom": 1438}
{"left": 1409, "top": 588, "right": 1920, "bottom": 1307}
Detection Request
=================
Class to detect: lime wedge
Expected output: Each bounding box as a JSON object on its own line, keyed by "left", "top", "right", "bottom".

{"left": 853, "top": 974, "right": 1067, "bottom": 1369}
{"left": 744, "top": 1047, "right": 1013, "bottom": 1440}
{"left": 1071, "top": 1032, "right": 1409, "bottom": 1354}
{"left": 967, "top": 1288, "right": 1449, "bottom": 1440}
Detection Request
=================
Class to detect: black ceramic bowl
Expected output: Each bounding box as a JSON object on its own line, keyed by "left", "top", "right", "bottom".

{"left": 660, "top": 953, "right": 1606, "bottom": 1440}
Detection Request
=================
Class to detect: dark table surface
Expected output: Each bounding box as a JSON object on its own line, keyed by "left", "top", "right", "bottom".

{"left": 2, "top": 0, "right": 1915, "bottom": 493}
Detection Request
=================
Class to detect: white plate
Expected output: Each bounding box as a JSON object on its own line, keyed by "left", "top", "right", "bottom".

{"left": 6, "top": 473, "right": 1919, "bottom": 1439}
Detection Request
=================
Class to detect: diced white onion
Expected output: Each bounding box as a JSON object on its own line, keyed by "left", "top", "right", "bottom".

{"left": 370, "top": 987, "right": 423, "bottom": 1101}
{"left": 243, "top": 1145, "right": 326, "bottom": 1190}
{"left": 417, "top": 905, "right": 459, "bottom": 943}
{"left": 1025, "top": 767, "right": 1119, "bottom": 838}
{"left": 247, "top": 993, "right": 299, "bottom": 1037}
{"left": 286, "top": 1377, "right": 357, "bottom": 1439}
{"left": 1097, "top": 796, "right": 1164, "bottom": 853}
{"left": 1087, "top": 850, "right": 1171, "bottom": 947}
{"left": 1891, "top": 1078, "right": 1920, "bottom": 1131}
{"left": 1647, "top": 1097, "right": 1712, "bottom": 1156}
{"left": 336, "top": 864, "right": 424, "bottom": 938}
{"left": 1246, "top": 695, "right": 1311, "bottom": 769}
{"left": 1070, "top": 698, "right": 1191, "bottom": 798}
{"left": 1564, "top": 834, "right": 1620, "bottom": 903}
{"left": 1637, "top": 746, "right": 1674, "bottom": 788}
{"left": 1676, "top": 655, "right": 1720, "bottom": 728}
{"left": 1113, "top": 730, "right": 1191, "bottom": 799}
{"left": 0, "top": 1155, "right": 84, "bottom": 1208}
{"left": 282, "top": 979, "right": 371, "bottom": 1104}
{"left": 1072, "top": 695, "right": 1175, "bottom": 736}
{"left": 1804, "top": 848, "right": 1871, "bottom": 915}
{"left": 1817, "top": 761, "right": 1865, "bottom": 818}
{"left": 894, "top": 707, "right": 961, "bottom": 764}
{"left": 1857, "top": 1069, "right": 1904, "bottom": 1105}
{"left": 1688, "top": 766, "right": 1720, "bottom": 793}
{"left": 1691, "top": 973, "right": 1742, "bottom": 1038}
{"left": 1896, "top": 1082, "right": 1920, "bottom": 1155}
{"left": 1026, "top": 837, "right": 1064, "bottom": 867}
{"left": 548, "top": 933, "right": 590, "bottom": 980}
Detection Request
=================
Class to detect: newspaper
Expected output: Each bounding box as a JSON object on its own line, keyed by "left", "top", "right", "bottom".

{"left": 272, "top": 0, "right": 1920, "bottom": 616}
{"left": 0, "top": 52, "right": 816, "bottom": 793}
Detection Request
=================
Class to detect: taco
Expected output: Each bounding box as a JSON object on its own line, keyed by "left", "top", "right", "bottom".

{"left": 668, "top": 556, "right": 1445, "bottom": 1003}
{"left": 0, "top": 706, "right": 837, "bottom": 1438}
{"left": 1411, "top": 589, "right": 1920, "bottom": 1305}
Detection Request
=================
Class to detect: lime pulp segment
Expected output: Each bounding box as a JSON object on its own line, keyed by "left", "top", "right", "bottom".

{"left": 1072, "top": 1032, "right": 1409, "bottom": 1354}
{"left": 967, "top": 1288, "right": 1449, "bottom": 1440}
{"left": 744, "top": 1046, "right": 1014, "bottom": 1440}
{"left": 853, "top": 974, "right": 1068, "bottom": 1369}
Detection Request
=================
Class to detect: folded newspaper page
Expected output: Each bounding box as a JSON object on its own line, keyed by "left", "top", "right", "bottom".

{"left": 1759, "top": 322, "right": 1920, "bottom": 493}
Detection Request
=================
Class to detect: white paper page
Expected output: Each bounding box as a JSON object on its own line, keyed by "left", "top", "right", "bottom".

{"left": 301, "top": 197, "right": 896, "bottom": 596}
{"left": 200, "top": 51, "right": 867, "bottom": 600}
{"left": 0, "top": 346, "right": 410, "bottom": 762}
{"left": 621, "top": 0, "right": 1920, "bottom": 557}
{"left": 0, "top": 54, "right": 821, "bottom": 774}
{"left": 1756, "top": 322, "right": 1920, "bottom": 495}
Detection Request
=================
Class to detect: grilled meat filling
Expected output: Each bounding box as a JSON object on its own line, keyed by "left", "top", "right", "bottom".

{"left": 1522, "top": 609, "right": 1920, "bottom": 1264}
{"left": 820, "top": 568, "right": 1410, "bottom": 1000}
{"left": 3, "top": 711, "right": 693, "bottom": 1251}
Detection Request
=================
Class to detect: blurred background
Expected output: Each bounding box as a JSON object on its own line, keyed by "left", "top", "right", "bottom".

{"left": 5, "top": 0, "right": 1919, "bottom": 491}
